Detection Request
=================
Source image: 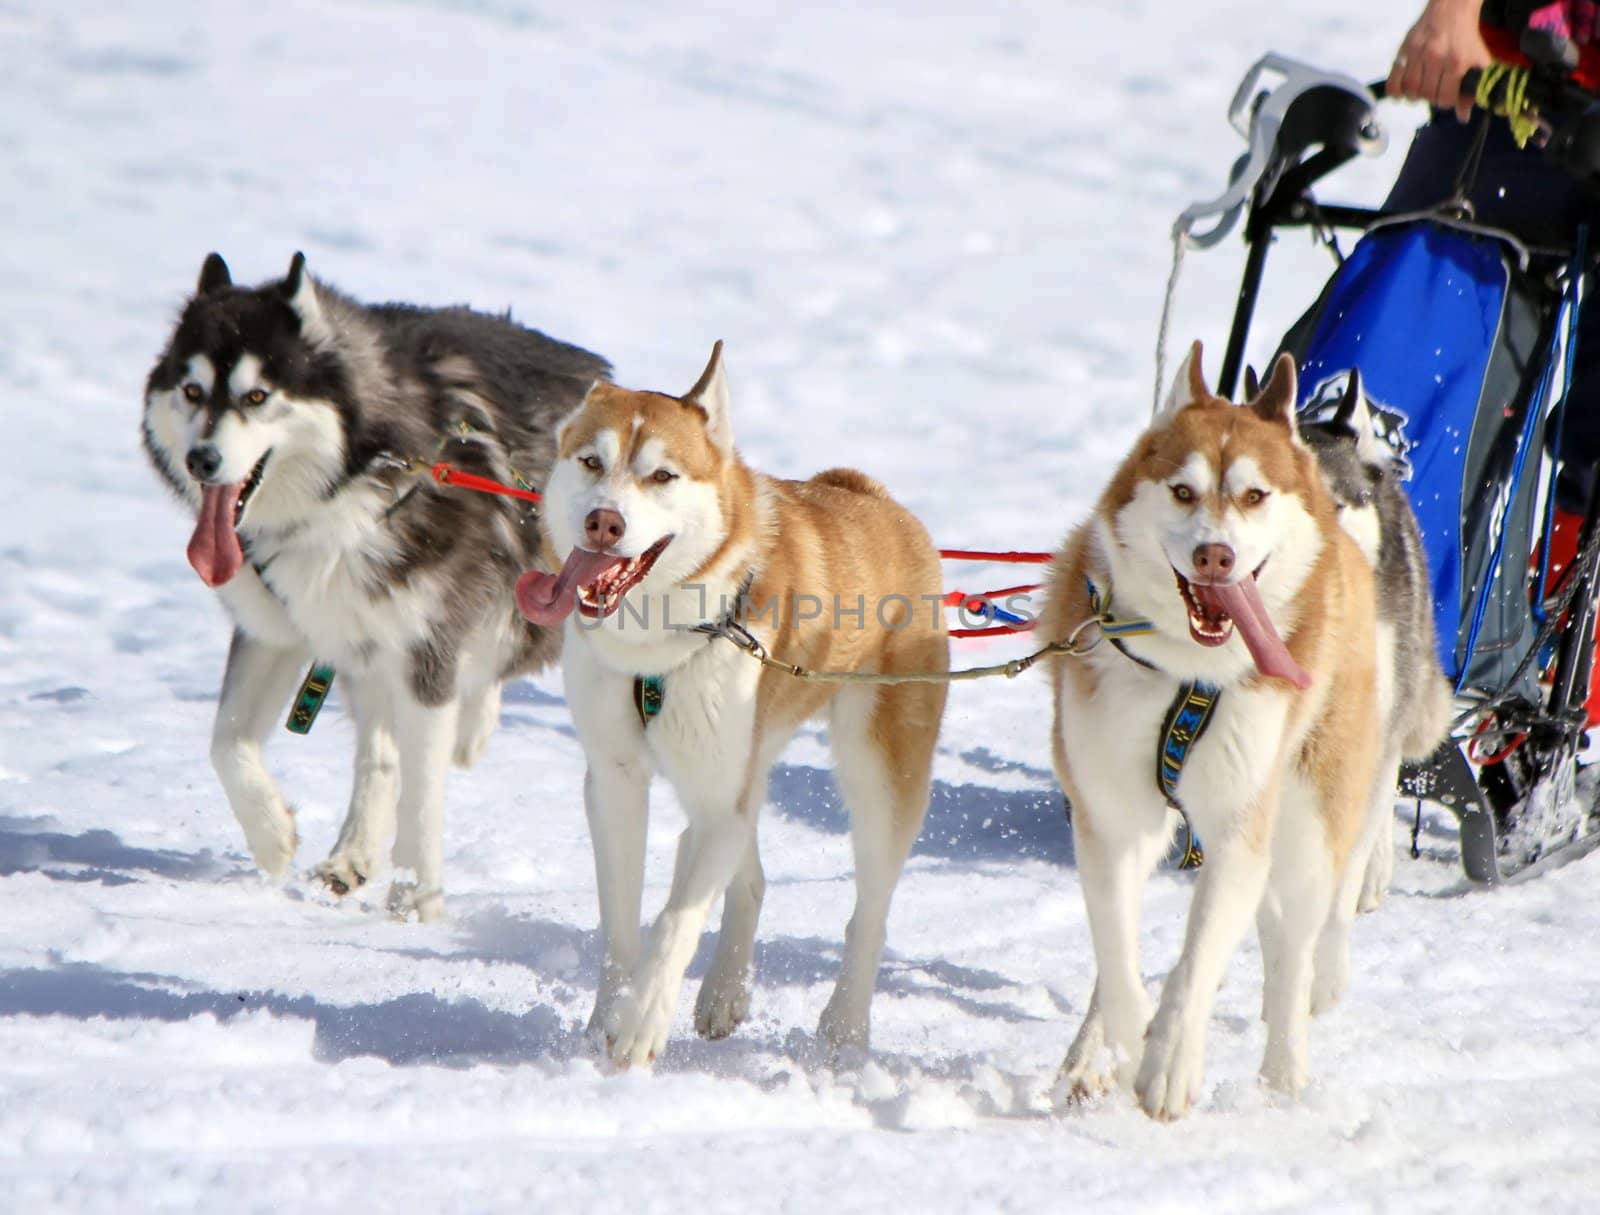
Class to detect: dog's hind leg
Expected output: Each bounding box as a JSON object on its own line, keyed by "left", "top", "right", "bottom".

{"left": 1356, "top": 760, "right": 1399, "bottom": 914}
{"left": 385, "top": 688, "right": 460, "bottom": 924}
{"left": 694, "top": 817, "right": 765, "bottom": 1041}
{"left": 211, "top": 630, "right": 309, "bottom": 880}
{"left": 1357, "top": 810, "right": 1395, "bottom": 913}
{"left": 816, "top": 680, "right": 944, "bottom": 1054}
{"left": 453, "top": 681, "right": 501, "bottom": 769}
{"left": 1256, "top": 778, "right": 1336, "bottom": 1096}
{"left": 1312, "top": 746, "right": 1398, "bottom": 1012}
{"left": 315, "top": 673, "right": 399, "bottom": 897}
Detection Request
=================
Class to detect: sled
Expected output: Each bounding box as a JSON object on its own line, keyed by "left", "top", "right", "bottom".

{"left": 1174, "top": 26, "right": 1600, "bottom": 882}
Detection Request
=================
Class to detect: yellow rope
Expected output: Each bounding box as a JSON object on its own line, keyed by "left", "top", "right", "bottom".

{"left": 1474, "top": 62, "right": 1541, "bottom": 148}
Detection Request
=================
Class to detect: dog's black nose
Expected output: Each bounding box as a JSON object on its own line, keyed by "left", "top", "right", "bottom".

{"left": 585, "top": 508, "right": 626, "bottom": 549}
{"left": 1192, "top": 543, "right": 1235, "bottom": 581}
{"left": 186, "top": 444, "right": 222, "bottom": 481}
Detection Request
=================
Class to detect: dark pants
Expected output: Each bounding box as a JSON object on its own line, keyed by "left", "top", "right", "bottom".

{"left": 1385, "top": 111, "right": 1600, "bottom": 509}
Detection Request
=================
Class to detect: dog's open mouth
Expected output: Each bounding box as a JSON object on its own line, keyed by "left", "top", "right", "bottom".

{"left": 1171, "top": 562, "right": 1312, "bottom": 689}
{"left": 575, "top": 536, "right": 673, "bottom": 620}
{"left": 235, "top": 453, "right": 269, "bottom": 525}
{"left": 1175, "top": 565, "right": 1261, "bottom": 648}
{"left": 515, "top": 535, "right": 674, "bottom": 627}
{"left": 187, "top": 452, "right": 271, "bottom": 589}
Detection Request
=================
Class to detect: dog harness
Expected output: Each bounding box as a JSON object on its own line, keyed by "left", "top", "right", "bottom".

{"left": 1156, "top": 681, "right": 1219, "bottom": 869}
{"left": 1085, "top": 575, "right": 1212, "bottom": 870}
{"left": 632, "top": 675, "right": 665, "bottom": 727}
{"left": 287, "top": 664, "right": 337, "bottom": 735}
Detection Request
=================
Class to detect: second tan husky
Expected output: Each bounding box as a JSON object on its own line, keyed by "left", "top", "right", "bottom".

{"left": 1041, "top": 344, "right": 1380, "bottom": 1119}
{"left": 516, "top": 342, "right": 948, "bottom": 1067}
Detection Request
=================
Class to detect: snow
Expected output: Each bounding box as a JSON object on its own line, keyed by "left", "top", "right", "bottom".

{"left": 3, "top": 0, "right": 1599, "bottom": 1210}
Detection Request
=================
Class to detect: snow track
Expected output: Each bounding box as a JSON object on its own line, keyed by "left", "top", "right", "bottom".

{"left": 3, "top": 2, "right": 1599, "bottom": 1210}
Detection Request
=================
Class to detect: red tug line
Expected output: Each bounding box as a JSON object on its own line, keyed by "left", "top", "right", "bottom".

{"left": 428, "top": 468, "right": 1053, "bottom": 640}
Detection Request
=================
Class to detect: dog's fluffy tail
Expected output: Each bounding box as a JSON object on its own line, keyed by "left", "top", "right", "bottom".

{"left": 811, "top": 468, "right": 890, "bottom": 499}
{"left": 1400, "top": 667, "right": 1454, "bottom": 763}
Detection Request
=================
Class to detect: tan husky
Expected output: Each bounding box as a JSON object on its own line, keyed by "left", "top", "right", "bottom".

{"left": 516, "top": 342, "right": 948, "bottom": 1067}
{"left": 1040, "top": 344, "right": 1379, "bottom": 1118}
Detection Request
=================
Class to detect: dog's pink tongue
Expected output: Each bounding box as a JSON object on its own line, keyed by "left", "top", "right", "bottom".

{"left": 515, "top": 547, "right": 627, "bottom": 625}
{"left": 187, "top": 482, "right": 246, "bottom": 588}
{"left": 1195, "top": 579, "right": 1312, "bottom": 690}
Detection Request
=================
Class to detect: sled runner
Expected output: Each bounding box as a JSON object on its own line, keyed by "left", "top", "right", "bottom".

{"left": 1172, "top": 23, "right": 1600, "bottom": 882}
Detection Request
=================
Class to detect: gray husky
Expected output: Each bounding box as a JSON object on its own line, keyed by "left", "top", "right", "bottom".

{"left": 1300, "top": 369, "right": 1453, "bottom": 923}
{"left": 143, "top": 252, "right": 609, "bottom": 919}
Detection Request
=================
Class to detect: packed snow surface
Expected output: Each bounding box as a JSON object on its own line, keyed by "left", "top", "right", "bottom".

{"left": 4, "top": 1, "right": 1598, "bottom": 1210}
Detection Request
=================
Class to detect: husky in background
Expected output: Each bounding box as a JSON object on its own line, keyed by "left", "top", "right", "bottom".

{"left": 143, "top": 252, "right": 609, "bottom": 920}
{"left": 516, "top": 342, "right": 948, "bottom": 1067}
{"left": 1043, "top": 345, "right": 1380, "bottom": 1118}
{"left": 1297, "top": 368, "right": 1453, "bottom": 916}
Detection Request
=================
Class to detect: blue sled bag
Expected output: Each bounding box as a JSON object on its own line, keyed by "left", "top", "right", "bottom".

{"left": 1285, "top": 221, "right": 1566, "bottom": 697}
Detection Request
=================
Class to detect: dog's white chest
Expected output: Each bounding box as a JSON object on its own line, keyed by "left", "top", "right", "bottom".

{"left": 1059, "top": 660, "right": 1291, "bottom": 836}
{"left": 236, "top": 488, "right": 447, "bottom": 666}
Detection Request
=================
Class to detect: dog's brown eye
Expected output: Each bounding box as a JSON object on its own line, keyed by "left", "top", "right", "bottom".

{"left": 1171, "top": 484, "right": 1195, "bottom": 504}
{"left": 1243, "top": 488, "right": 1269, "bottom": 506}
{"left": 580, "top": 455, "right": 603, "bottom": 472}
{"left": 652, "top": 469, "right": 677, "bottom": 484}
{"left": 182, "top": 383, "right": 204, "bottom": 404}
{"left": 243, "top": 388, "right": 269, "bottom": 406}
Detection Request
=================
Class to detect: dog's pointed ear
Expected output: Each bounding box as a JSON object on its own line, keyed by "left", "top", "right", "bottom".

{"left": 1158, "top": 340, "right": 1209, "bottom": 421}
{"left": 197, "top": 253, "right": 232, "bottom": 295}
{"left": 1250, "top": 353, "right": 1305, "bottom": 445}
{"left": 683, "top": 340, "right": 733, "bottom": 455}
{"left": 1333, "top": 367, "right": 1362, "bottom": 429}
{"left": 1242, "top": 363, "right": 1260, "bottom": 402}
{"left": 279, "top": 251, "right": 333, "bottom": 346}
{"left": 556, "top": 380, "right": 604, "bottom": 454}
{"left": 1341, "top": 369, "right": 1391, "bottom": 466}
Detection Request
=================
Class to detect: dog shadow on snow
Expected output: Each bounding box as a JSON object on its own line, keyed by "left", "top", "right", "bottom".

{"left": 768, "top": 744, "right": 1074, "bottom": 867}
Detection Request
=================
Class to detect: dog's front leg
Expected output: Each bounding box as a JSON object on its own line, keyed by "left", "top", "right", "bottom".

{"left": 210, "top": 629, "right": 310, "bottom": 879}
{"left": 1060, "top": 803, "right": 1171, "bottom": 1100}
{"left": 1137, "top": 818, "right": 1272, "bottom": 1120}
{"left": 385, "top": 677, "right": 459, "bottom": 924}
{"left": 315, "top": 673, "right": 399, "bottom": 896}
{"left": 584, "top": 752, "right": 651, "bottom": 1039}
{"left": 607, "top": 793, "right": 755, "bottom": 1068}
{"left": 563, "top": 637, "right": 650, "bottom": 1040}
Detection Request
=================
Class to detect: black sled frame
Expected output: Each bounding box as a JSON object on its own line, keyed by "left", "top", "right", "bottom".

{"left": 1181, "top": 53, "right": 1600, "bottom": 883}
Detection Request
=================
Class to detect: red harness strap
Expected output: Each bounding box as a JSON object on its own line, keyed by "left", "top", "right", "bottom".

{"left": 429, "top": 462, "right": 542, "bottom": 504}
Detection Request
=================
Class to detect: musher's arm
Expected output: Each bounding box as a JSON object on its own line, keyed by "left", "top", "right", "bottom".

{"left": 1388, "top": 0, "right": 1493, "bottom": 121}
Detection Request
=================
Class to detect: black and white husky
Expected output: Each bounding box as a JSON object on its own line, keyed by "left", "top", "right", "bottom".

{"left": 1301, "top": 369, "right": 1452, "bottom": 921}
{"left": 143, "top": 253, "right": 609, "bottom": 919}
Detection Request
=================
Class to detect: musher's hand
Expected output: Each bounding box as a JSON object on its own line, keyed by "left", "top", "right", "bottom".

{"left": 1388, "top": 0, "right": 1492, "bottom": 122}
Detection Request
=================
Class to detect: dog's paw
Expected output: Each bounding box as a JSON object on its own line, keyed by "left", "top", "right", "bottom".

{"left": 386, "top": 881, "right": 444, "bottom": 923}
{"left": 606, "top": 976, "right": 679, "bottom": 1069}
{"left": 1258, "top": 1046, "right": 1309, "bottom": 1097}
{"left": 313, "top": 854, "right": 370, "bottom": 898}
{"left": 693, "top": 973, "right": 751, "bottom": 1041}
{"left": 1054, "top": 1020, "right": 1123, "bottom": 1106}
{"left": 815, "top": 995, "right": 870, "bottom": 1056}
{"left": 237, "top": 801, "right": 298, "bottom": 881}
{"left": 1135, "top": 1014, "right": 1207, "bottom": 1121}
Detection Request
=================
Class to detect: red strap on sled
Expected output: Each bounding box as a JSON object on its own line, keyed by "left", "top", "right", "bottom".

{"left": 429, "top": 462, "right": 542, "bottom": 504}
